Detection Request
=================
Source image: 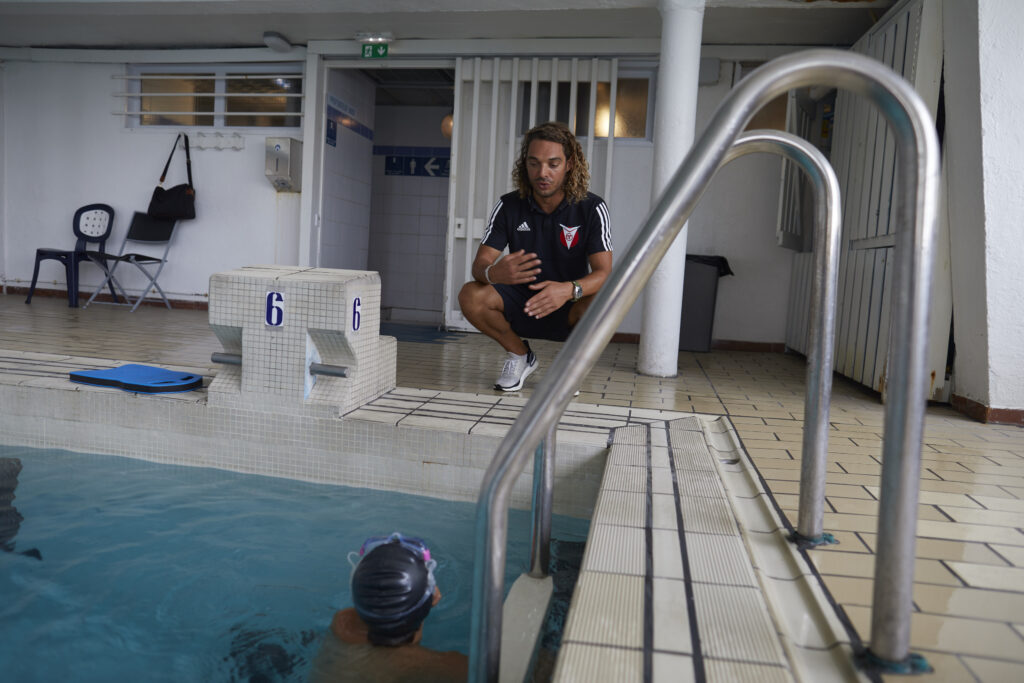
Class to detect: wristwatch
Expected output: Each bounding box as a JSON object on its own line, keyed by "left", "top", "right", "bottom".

{"left": 571, "top": 280, "right": 583, "bottom": 302}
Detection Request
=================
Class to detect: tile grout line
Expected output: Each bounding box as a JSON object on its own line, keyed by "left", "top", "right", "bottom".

{"left": 720, "top": 415, "right": 881, "bottom": 683}
{"left": 666, "top": 420, "right": 708, "bottom": 682}
{"left": 643, "top": 422, "right": 654, "bottom": 683}
{"left": 953, "top": 654, "right": 985, "bottom": 683}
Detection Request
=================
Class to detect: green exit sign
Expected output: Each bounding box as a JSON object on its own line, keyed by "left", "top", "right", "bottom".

{"left": 361, "top": 43, "right": 389, "bottom": 59}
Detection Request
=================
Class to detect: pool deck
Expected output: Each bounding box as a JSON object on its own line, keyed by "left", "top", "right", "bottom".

{"left": 1, "top": 293, "right": 1023, "bottom": 682}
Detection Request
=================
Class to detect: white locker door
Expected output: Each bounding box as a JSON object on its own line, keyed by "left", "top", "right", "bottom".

{"left": 780, "top": 90, "right": 817, "bottom": 356}
{"left": 786, "top": 0, "right": 947, "bottom": 400}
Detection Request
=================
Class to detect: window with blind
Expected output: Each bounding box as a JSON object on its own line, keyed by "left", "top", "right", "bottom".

{"left": 518, "top": 73, "right": 652, "bottom": 139}
{"left": 118, "top": 65, "right": 303, "bottom": 128}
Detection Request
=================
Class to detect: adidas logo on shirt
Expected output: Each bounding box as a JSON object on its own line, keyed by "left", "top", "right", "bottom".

{"left": 516, "top": 222, "right": 531, "bottom": 232}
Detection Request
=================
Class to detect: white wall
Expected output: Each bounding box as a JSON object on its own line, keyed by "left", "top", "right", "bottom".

{"left": 611, "top": 58, "right": 790, "bottom": 343}
{"left": 273, "top": 192, "right": 301, "bottom": 266}
{"left": 319, "top": 69, "right": 374, "bottom": 270}
{"left": 943, "top": 0, "right": 989, "bottom": 406}
{"left": 690, "top": 61, "right": 790, "bottom": 344}
{"left": 943, "top": 0, "right": 1024, "bottom": 411}
{"left": 370, "top": 105, "right": 451, "bottom": 324}
{"left": 976, "top": 0, "right": 1024, "bottom": 409}
{"left": 688, "top": 154, "right": 788, "bottom": 344}
{"left": 0, "top": 61, "right": 6, "bottom": 290}
{"left": 0, "top": 59, "right": 290, "bottom": 301}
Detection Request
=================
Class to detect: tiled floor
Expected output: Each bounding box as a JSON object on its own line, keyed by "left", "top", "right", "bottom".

{"left": 2, "top": 293, "right": 1023, "bottom": 681}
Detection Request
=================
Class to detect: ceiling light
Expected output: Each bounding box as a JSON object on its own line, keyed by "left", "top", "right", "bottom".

{"left": 355, "top": 32, "right": 394, "bottom": 44}
{"left": 262, "top": 31, "right": 292, "bottom": 53}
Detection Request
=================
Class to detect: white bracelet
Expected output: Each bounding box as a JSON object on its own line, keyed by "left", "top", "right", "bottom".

{"left": 484, "top": 263, "right": 496, "bottom": 284}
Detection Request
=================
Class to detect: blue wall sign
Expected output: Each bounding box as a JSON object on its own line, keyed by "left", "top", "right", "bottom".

{"left": 384, "top": 155, "right": 450, "bottom": 177}
{"left": 352, "top": 297, "right": 361, "bottom": 331}
{"left": 326, "top": 115, "right": 337, "bottom": 147}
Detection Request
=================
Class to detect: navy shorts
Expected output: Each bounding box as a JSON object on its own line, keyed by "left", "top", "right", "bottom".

{"left": 494, "top": 284, "right": 573, "bottom": 342}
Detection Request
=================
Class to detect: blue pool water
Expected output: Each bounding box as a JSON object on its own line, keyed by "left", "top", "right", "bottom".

{"left": 0, "top": 446, "right": 589, "bottom": 682}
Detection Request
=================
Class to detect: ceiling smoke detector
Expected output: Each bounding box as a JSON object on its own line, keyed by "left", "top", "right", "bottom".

{"left": 262, "top": 31, "right": 292, "bottom": 53}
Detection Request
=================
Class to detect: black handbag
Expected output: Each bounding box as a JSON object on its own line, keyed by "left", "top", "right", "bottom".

{"left": 148, "top": 133, "right": 196, "bottom": 220}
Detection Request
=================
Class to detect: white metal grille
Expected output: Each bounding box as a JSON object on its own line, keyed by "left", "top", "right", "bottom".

{"left": 784, "top": 0, "right": 948, "bottom": 399}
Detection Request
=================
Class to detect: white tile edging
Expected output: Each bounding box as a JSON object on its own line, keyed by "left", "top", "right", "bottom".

{"left": 0, "top": 380, "right": 609, "bottom": 519}
{"left": 704, "top": 415, "right": 868, "bottom": 683}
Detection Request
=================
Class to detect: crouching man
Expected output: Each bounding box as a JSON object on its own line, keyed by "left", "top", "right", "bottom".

{"left": 458, "top": 121, "right": 613, "bottom": 391}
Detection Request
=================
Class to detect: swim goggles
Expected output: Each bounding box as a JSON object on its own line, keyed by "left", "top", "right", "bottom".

{"left": 356, "top": 532, "right": 432, "bottom": 564}
{"left": 348, "top": 532, "right": 438, "bottom": 620}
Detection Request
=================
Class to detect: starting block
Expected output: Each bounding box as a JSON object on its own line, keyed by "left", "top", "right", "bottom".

{"left": 207, "top": 265, "right": 396, "bottom": 416}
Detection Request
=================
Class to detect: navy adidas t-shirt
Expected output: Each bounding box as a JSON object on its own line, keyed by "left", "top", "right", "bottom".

{"left": 481, "top": 190, "right": 613, "bottom": 284}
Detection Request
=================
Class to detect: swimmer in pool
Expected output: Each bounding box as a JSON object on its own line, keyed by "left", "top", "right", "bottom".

{"left": 311, "top": 533, "right": 468, "bottom": 683}
{"left": 0, "top": 458, "right": 41, "bottom": 561}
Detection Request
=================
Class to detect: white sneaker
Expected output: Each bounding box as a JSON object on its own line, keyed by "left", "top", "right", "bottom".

{"left": 494, "top": 340, "right": 538, "bottom": 391}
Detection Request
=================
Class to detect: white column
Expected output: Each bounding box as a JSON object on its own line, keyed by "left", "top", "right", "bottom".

{"left": 944, "top": 0, "right": 1024, "bottom": 413}
{"left": 638, "top": 0, "right": 706, "bottom": 376}
{"left": 0, "top": 62, "right": 6, "bottom": 291}
{"left": 977, "top": 0, "right": 1024, "bottom": 412}
{"left": 942, "top": 0, "right": 988, "bottom": 405}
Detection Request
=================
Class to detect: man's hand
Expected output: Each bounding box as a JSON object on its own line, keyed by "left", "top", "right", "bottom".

{"left": 487, "top": 250, "right": 541, "bottom": 285}
{"left": 524, "top": 280, "right": 573, "bottom": 319}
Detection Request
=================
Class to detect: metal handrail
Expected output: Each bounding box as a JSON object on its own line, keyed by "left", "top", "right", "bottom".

{"left": 470, "top": 48, "right": 939, "bottom": 681}
{"left": 719, "top": 130, "right": 843, "bottom": 546}
{"left": 521, "top": 129, "right": 841, "bottom": 575}
{"left": 528, "top": 424, "right": 556, "bottom": 578}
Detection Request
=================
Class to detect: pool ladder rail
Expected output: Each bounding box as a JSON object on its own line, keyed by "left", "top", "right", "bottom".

{"left": 497, "top": 128, "right": 841, "bottom": 683}
{"left": 470, "top": 48, "right": 940, "bottom": 683}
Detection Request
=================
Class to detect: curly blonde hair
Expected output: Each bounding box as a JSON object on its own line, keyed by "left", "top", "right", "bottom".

{"left": 513, "top": 121, "right": 591, "bottom": 204}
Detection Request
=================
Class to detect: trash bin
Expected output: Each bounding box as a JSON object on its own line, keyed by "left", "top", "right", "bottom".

{"left": 679, "top": 254, "right": 733, "bottom": 352}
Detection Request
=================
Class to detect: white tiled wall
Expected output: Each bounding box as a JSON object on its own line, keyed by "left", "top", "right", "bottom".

{"left": 321, "top": 70, "right": 376, "bottom": 271}
{"left": 369, "top": 106, "right": 451, "bottom": 325}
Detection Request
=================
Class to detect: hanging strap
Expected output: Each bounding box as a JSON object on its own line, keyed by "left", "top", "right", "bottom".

{"left": 157, "top": 133, "right": 194, "bottom": 190}
{"left": 182, "top": 134, "right": 194, "bottom": 190}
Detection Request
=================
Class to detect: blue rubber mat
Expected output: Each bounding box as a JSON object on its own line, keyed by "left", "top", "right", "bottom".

{"left": 69, "top": 364, "right": 203, "bottom": 394}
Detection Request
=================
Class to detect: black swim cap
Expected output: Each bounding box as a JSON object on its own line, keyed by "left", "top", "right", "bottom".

{"left": 351, "top": 542, "right": 435, "bottom": 646}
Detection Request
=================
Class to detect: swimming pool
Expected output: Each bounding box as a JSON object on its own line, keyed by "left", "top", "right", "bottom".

{"left": 0, "top": 445, "right": 589, "bottom": 682}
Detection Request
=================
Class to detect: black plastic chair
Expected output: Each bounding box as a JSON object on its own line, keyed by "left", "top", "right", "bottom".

{"left": 25, "top": 203, "right": 119, "bottom": 308}
{"left": 83, "top": 211, "right": 178, "bottom": 312}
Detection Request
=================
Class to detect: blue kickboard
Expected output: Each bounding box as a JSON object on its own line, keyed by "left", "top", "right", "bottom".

{"left": 69, "top": 364, "right": 203, "bottom": 394}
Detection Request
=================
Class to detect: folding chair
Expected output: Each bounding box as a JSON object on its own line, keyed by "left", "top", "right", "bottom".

{"left": 25, "top": 203, "right": 120, "bottom": 308}
{"left": 84, "top": 211, "right": 178, "bottom": 312}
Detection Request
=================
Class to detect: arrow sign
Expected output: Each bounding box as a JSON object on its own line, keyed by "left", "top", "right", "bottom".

{"left": 383, "top": 155, "right": 451, "bottom": 177}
